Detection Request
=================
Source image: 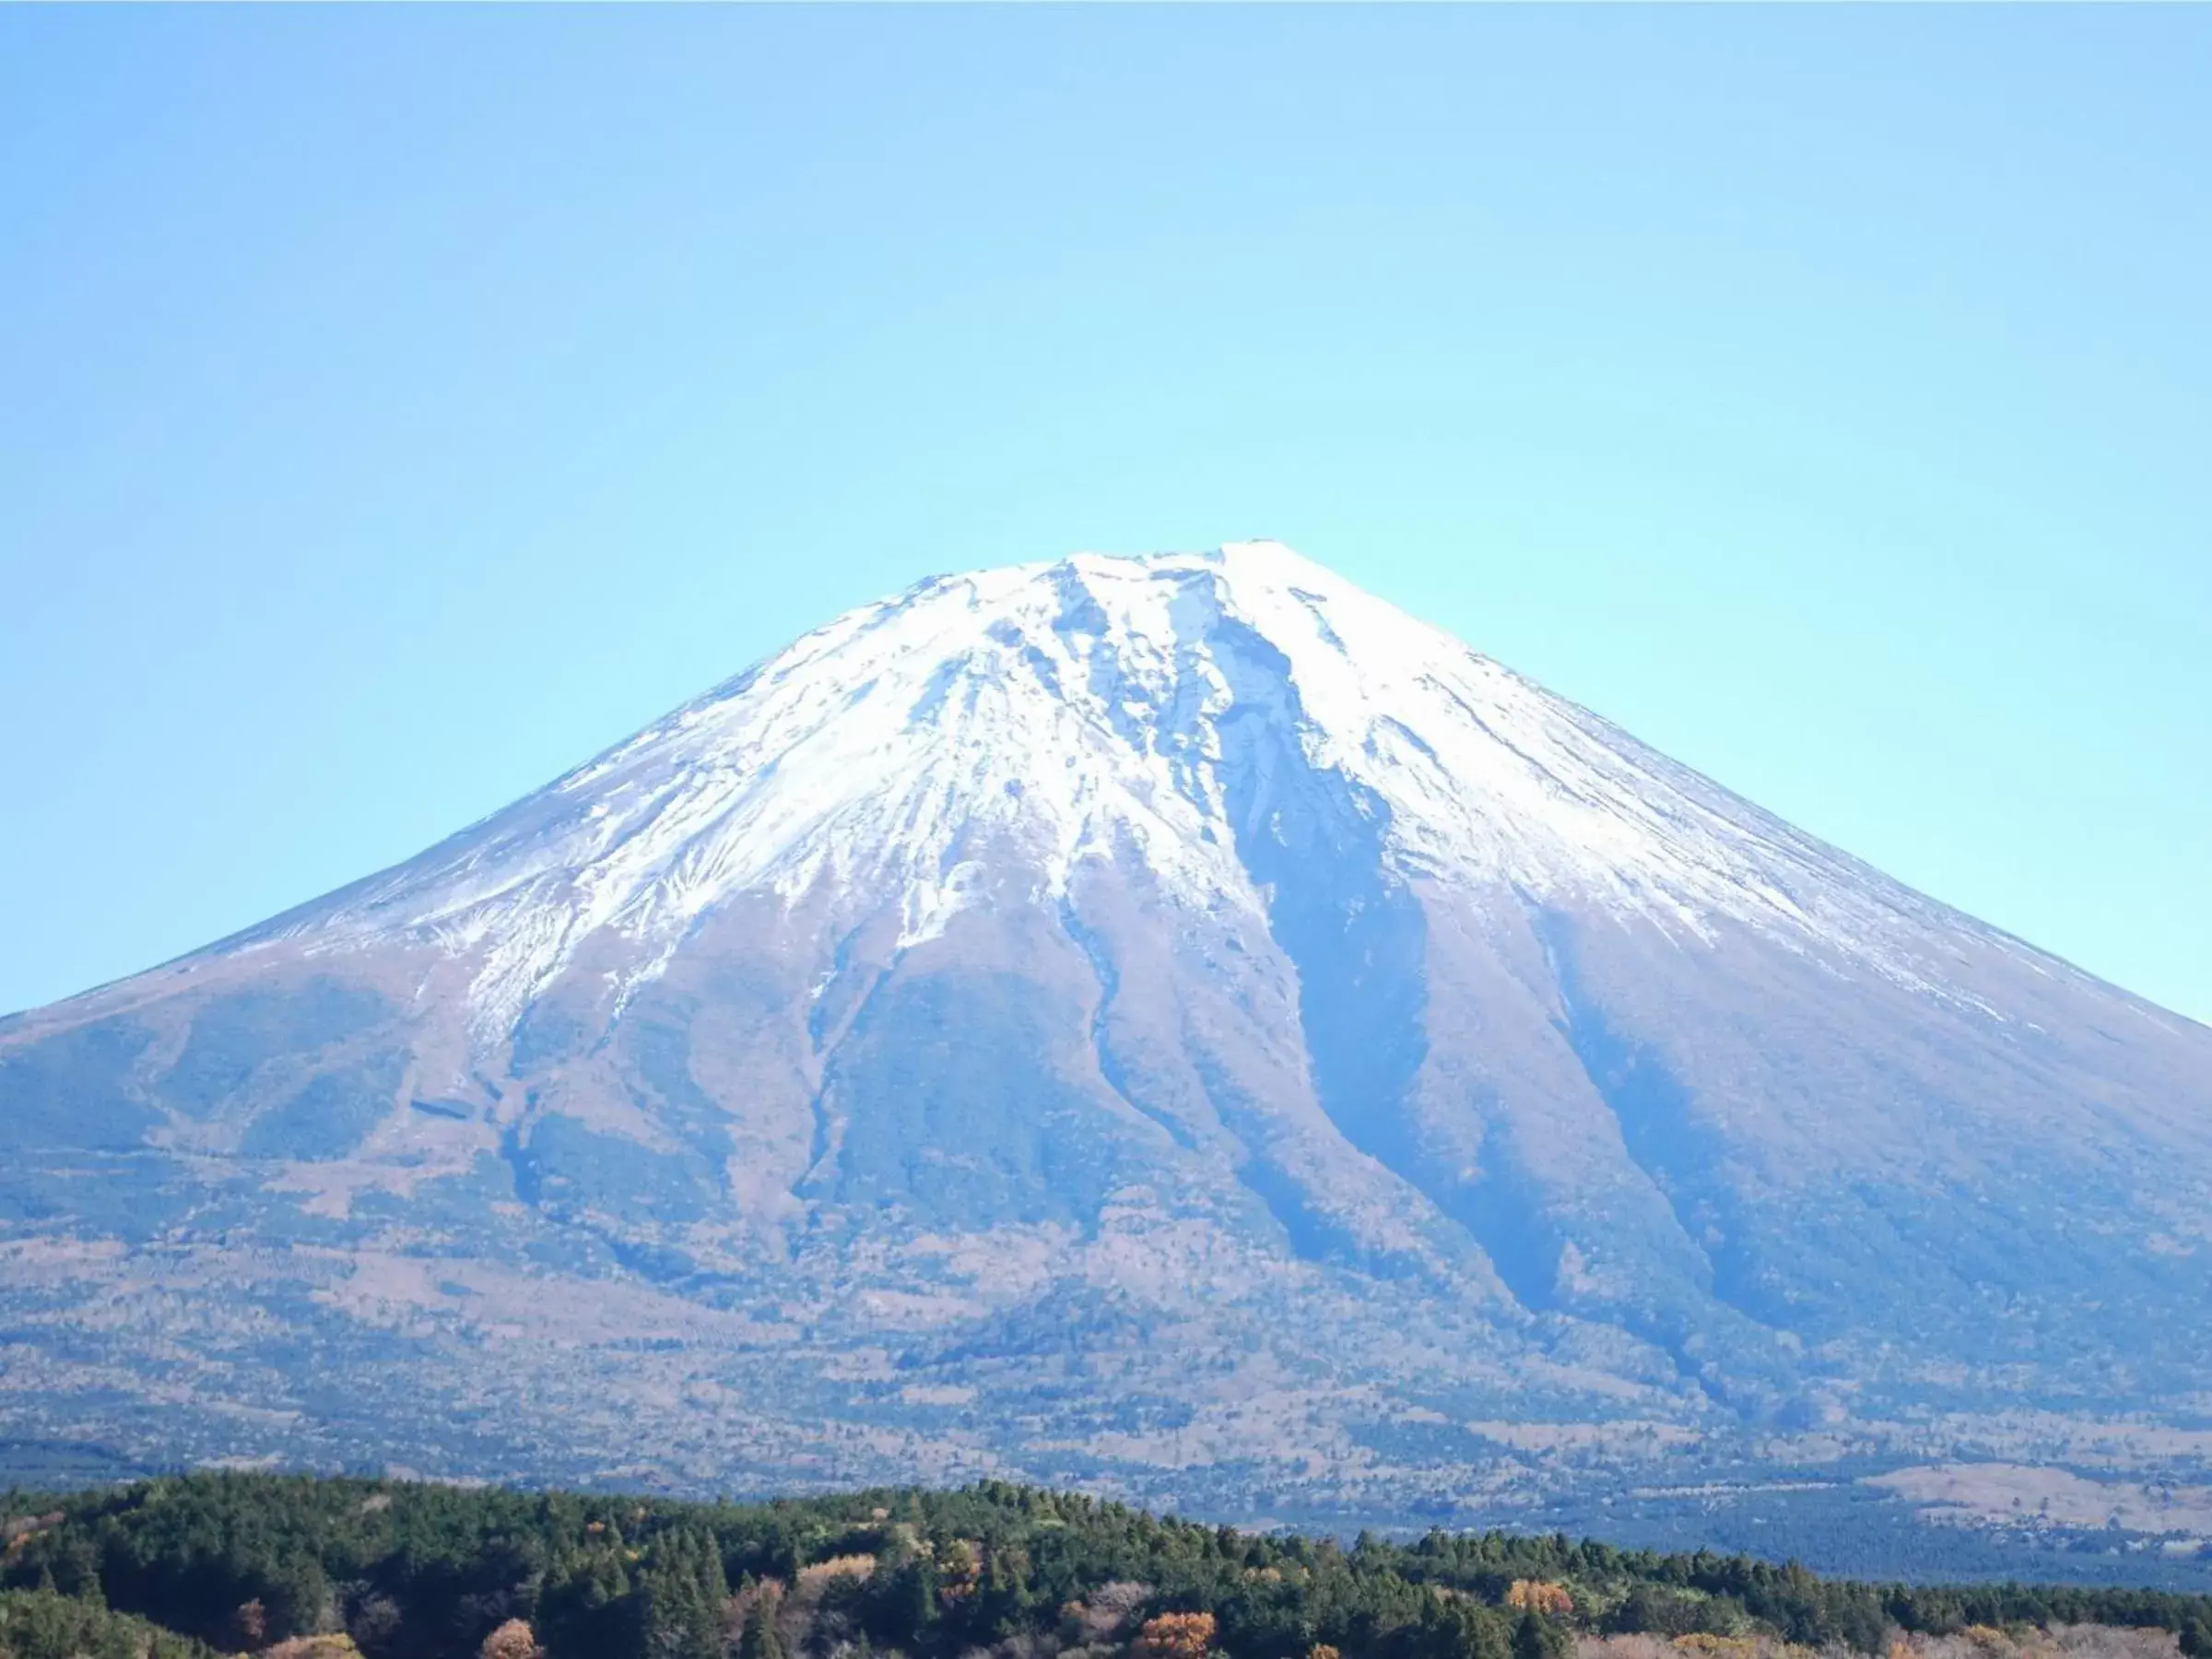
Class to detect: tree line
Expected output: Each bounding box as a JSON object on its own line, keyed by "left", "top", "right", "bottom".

{"left": 3, "top": 1476, "right": 2209, "bottom": 1659}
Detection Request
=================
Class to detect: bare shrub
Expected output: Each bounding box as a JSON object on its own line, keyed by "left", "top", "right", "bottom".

{"left": 1579, "top": 1635, "right": 1817, "bottom": 1659}
{"left": 1062, "top": 1582, "right": 1152, "bottom": 1643}
{"left": 478, "top": 1618, "right": 543, "bottom": 1659}
{"left": 1906, "top": 1627, "right": 2183, "bottom": 1659}
{"left": 797, "top": 1555, "right": 880, "bottom": 1596}
{"left": 1578, "top": 1635, "right": 1678, "bottom": 1659}
{"left": 2049, "top": 1628, "right": 2183, "bottom": 1659}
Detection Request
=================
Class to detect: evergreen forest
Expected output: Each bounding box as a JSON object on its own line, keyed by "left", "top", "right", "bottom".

{"left": 5, "top": 1477, "right": 2210, "bottom": 1659}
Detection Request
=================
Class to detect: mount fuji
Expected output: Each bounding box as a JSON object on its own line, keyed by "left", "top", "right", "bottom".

{"left": 4, "top": 543, "right": 2208, "bottom": 1552}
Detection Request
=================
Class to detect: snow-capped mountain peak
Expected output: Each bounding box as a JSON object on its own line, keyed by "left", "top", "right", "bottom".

{"left": 240, "top": 542, "right": 2021, "bottom": 1030}
{"left": 9, "top": 539, "right": 2209, "bottom": 1524}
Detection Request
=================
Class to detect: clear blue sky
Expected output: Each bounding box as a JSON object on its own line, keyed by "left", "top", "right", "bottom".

{"left": 4, "top": 7, "right": 2207, "bottom": 1024}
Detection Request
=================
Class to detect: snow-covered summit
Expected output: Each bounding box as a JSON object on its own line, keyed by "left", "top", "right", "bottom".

{"left": 250, "top": 542, "right": 2009, "bottom": 1028}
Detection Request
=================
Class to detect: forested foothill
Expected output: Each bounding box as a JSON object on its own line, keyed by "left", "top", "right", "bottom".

{"left": 4, "top": 1477, "right": 2210, "bottom": 1659}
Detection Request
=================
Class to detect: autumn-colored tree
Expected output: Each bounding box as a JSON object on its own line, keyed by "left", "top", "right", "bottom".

{"left": 937, "top": 1539, "right": 983, "bottom": 1603}
{"left": 479, "top": 1618, "right": 545, "bottom": 1659}
{"left": 1309, "top": 1643, "right": 1342, "bottom": 1659}
{"left": 1134, "top": 1611, "right": 1218, "bottom": 1659}
{"left": 1505, "top": 1582, "right": 1574, "bottom": 1617}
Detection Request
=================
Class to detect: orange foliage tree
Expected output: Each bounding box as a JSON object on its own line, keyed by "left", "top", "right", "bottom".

{"left": 1505, "top": 1582, "right": 1574, "bottom": 1617}
{"left": 1135, "top": 1612, "right": 1218, "bottom": 1659}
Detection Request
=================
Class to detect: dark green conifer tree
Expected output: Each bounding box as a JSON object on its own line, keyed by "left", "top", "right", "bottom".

{"left": 1512, "top": 1609, "right": 1569, "bottom": 1659}
{"left": 640, "top": 1529, "right": 730, "bottom": 1659}
{"left": 739, "top": 1598, "right": 787, "bottom": 1659}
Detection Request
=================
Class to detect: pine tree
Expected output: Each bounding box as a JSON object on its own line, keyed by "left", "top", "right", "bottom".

{"left": 1513, "top": 1609, "right": 1569, "bottom": 1659}
{"left": 641, "top": 1529, "right": 732, "bottom": 1659}
{"left": 739, "top": 1600, "right": 788, "bottom": 1659}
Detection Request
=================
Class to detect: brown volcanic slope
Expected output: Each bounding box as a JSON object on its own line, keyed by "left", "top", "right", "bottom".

{"left": 3, "top": 544, "right": 2207, "bottom": 1535}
